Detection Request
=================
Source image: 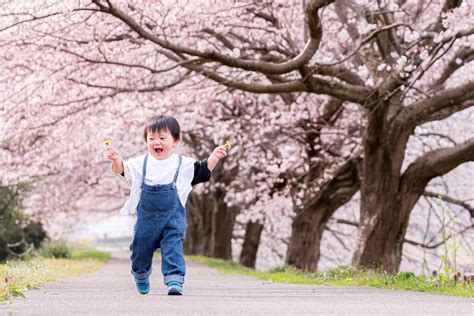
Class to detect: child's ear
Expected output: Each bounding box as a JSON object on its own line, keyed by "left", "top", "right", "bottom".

{"left": 174, "top": 138, "right": 181, "bottom": 147}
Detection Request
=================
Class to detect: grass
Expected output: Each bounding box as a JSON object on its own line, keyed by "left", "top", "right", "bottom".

{"left": 0, "top": 247, "right": 110, "bottom": 303}
{"left": 187, "top": 256, "right": 474, "bottom": 297}
{"left": 70, "top": 248, "right": 111, "bottom": 262}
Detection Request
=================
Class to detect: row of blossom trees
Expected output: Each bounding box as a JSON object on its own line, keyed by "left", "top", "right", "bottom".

{"left": 1, "top": 0, "right": 473, "bottom": 273}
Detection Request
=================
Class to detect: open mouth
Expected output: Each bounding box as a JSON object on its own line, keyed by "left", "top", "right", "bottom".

{"left": 154, "top": 148, "right": 163, "bottom": 154}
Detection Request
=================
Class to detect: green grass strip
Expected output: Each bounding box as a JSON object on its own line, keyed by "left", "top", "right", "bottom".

{"left": 188, "top": 256, "right": 473, "bottom": 297}
{"left": 0, "top": 249, "right": 110, "bottom": 303}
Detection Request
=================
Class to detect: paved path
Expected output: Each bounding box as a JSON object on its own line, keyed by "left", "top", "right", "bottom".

{"left": 1, "top": 252, "right": 472, "bottom": 315}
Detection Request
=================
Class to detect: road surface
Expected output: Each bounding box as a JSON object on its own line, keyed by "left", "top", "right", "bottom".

{"left": 2, "top": 252, "right": 472, "bottom": 315}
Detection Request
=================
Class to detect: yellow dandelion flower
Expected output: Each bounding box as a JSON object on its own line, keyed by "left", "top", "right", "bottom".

{"left": 224, "top": 140, "right": 232, "bottom": 151}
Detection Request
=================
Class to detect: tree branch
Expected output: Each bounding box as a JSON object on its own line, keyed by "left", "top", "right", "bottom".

{"left": 399, "top": 81, "right": 474, "bottom": 126}
{"left": 0, "top": 12, "right": 61, "bottom": 33}
{"left": 42, "top": 43, "right": 203, "bottom": 74}
{"left": 433, "top": 47, "right": 474, "bottom": 86}
{"left": 245, "top": 8, "right": 280, "bottom": 29}
{"left": 89, "top": 1, "right": 372, "bottom": 100}
{"left": 403, "top": 227, "right": 472, "bottom": 249}
{"left": 303, "top": 71, "right": 372, "bottom": 104}
{"left": 315, "top": 22, "right": 411, "bottom": 67}
{"left": 442, "top": 0, "right": 462, "bottom": 12}
{"left": 91, "top": 0, "right": 334, "bottom": 75}
{"left": 67, "top": 70, "right": 188, "bottom": 92}
{"left": 423, "top": 27, "right": 474, "bottom": 44}
{"left": 333, "top": 218, "right": 472, "bottom": 249}
{"left": 202, "top": 28, "right": 235, "bottom": 50}
{"left": 312, "top": 65, "right": 365, "bottom": 85}
{"left": 421, "top": 101, "right": 474, "bottom": 124}
{"left": 423, "top": 191, "right": 474, "bottom": 219}
{"left": 402, "top": 138, "right": 474, "bottom": 190}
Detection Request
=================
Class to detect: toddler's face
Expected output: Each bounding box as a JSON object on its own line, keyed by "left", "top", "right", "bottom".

{"left": 146, "top": 129, "right": 179, "bottom": 160}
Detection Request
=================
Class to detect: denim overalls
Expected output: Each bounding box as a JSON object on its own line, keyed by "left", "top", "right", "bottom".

{"left": 130, "top": 154, "right": 186, "bottom": 285}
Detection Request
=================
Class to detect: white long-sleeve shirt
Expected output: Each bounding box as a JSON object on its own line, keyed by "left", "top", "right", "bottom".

{"left": 118, "top": 152, "right": 211, "bottom": 215}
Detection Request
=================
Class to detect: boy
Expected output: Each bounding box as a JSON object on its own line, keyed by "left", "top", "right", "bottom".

{"left": 107, "top": 115, "right": 227, "bottom": 295}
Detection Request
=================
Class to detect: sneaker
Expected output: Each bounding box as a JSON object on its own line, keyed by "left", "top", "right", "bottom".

{"left": 135, "top": 277, "right": 150, "bottom": 295}
{"left": 167, "top": 281, "right": 183, "bottom": 295}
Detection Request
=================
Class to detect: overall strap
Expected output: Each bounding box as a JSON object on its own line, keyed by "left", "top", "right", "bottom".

{"left": 140, "top": 154, "right": 149, "bottom": 188}
{"left": 172, "top": 155, "right": 182, "bottom": 187}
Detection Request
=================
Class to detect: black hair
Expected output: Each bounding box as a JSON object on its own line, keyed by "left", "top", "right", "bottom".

{"left": 143, "top": 115, "right": 181, "bottom": 142}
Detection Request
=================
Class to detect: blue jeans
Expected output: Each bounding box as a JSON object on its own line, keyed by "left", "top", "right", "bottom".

{"left": 130, "top": 155, "right": 186, "bottom": 285}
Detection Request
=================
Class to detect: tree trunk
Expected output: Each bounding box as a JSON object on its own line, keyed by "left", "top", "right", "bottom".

{"left": 352, "top": 182, "right": 430, "bottom": 273}
{"left": 183, "top": 192, "right": 214, "bottom": 256}
{"left": 352, "top": 197, "right": 407, "bottom": 273}
{"left": 353, "top": 91, "right": 474, "bottom": 274}
{"left": 286, "top": 157, "right": 361, "bottom": 271}
{"left": 352, "top": 104, "right": 413, "bottom": 273}
{"left": 183, "top": 155, "right": 240, "bottom": 259}
{"left": 212, "top": 201, "right": 236, "bottom": 259}
{"left": 286, "top": 206, "right": 328, "bottom": 271}
{"left": 239, "top": 220, "right": 264, "bottom": 268}
{"left": 184, "top": 190, "right": 237, "bottom": 260}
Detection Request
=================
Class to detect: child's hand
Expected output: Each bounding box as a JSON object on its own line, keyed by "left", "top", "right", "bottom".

{"left": 207, "top": 145, "right": 228, "bottom": 172}
{"left": 106, "top": 147, "right": 121, "bottom": 163}
{"left": 106, "top": 147, "right": 124, "bottom": 174}
{"left": 104, "top": 140, "right": 124, "bottom": 174}
{"left": 211, "top": 145, "right": 228, "bottom": 160}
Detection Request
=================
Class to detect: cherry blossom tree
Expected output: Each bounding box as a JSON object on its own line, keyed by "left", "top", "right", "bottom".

{"left": 83, "top": 0, "right": 474, "bottom": 273}
{"left": 2, "top": 0, "right": 361, "bottom": 269}
{"left": 2, "top": 0, "right": 474, "bottom": 274}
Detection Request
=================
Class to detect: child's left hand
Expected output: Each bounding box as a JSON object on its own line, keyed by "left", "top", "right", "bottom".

{"left": 211, "top": 145, "right": 228, "bottom": 160}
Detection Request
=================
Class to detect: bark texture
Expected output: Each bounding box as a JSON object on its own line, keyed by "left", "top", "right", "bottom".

{"left": 239, "top": 220, "right": 264, "bottom": 268}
